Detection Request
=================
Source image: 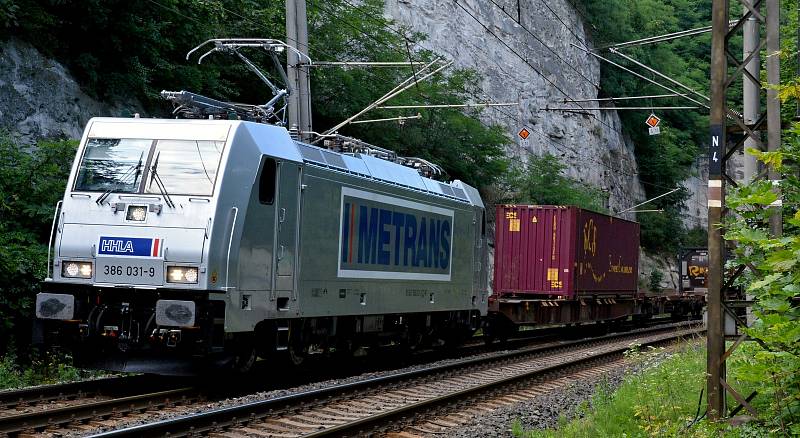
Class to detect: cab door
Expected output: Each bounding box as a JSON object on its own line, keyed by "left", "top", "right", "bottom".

{"left": 273, "top": 162, "right": 302, "bottom": 303}
{"left": 238, "top": 157, "right": 278, "bottom": 293}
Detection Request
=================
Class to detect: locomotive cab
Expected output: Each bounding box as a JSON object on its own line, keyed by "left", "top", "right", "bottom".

{"left": 36, "top": 117, "right": 302, "bottom": 373}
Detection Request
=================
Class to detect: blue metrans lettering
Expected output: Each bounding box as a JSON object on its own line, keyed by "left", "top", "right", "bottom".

{"left": 404, "top": 214, "right": 417, "bottom": 266}
{"left": 358, "top": 206, "right": 380, "bottom": 264}
{"left": 392, "top": 212, "right": 405, "bottom": 265}
{"left": 341, "top": 193, "right": 453, "bottom": 274}
{"left": 416, "top": 217, "right": 428, "bottom": 267}
{"left": 428, "top": 219, "right": 439, "bottom": 269}
{"left": 378, "top": 209, "right": 392, "bottom": 265}
{"left": 341, "top": 202, "right": 350, "bottom": 263}
{"left": 440, "top": 220, "right": 451, "bottom": 268}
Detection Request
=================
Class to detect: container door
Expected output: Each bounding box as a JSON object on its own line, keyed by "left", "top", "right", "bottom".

{"left": 274, "top": 162, "right": 302, "bottom": 301}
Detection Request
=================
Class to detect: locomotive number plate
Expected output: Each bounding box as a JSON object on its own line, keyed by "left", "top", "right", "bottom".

{"left": 95, "top": 257, "right": 164, "bottom": 286}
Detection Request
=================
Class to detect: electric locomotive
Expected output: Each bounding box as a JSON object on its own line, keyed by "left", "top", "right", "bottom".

{"left": 36, "top": 117, "right": 488, "bottom": 374}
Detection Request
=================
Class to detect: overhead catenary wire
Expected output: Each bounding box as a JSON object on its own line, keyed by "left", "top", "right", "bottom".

{"left": 214, "top": 0, "right": 706, "bottom": 216}
{"left": 594, "top": 22, "right": 737, "bottom": 51}
{"left": 564, "top": 93, "right": 686, "bottom": 103}
{"left": 486, "top": 0, "right": 600, "bottom": 89}
{"left": 350, "top": 114, "right": 422, "bottom": 124}
{"left": 452, "top": 0, "right": 622, "bottom": 136}
{"left": 318, "top": 59, "right": 454, "bottom": 137}
{"left": 547, "top": 106, "right": 700, "bottom": 111}
{"left": 609, "top": 48, "right": 711, "bottom": 103}
{"left": 378, "top": 103, "right": 518, "bottom": 109}
{"left": 571, "top": 43, "right": 712, "bottom": 111}
{"left": 536, "top": 0, "right": 589, "bottom": 48}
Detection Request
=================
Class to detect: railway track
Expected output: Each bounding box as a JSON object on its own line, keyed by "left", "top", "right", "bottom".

{"left": 0, "top": 318, "right": 694, "bottom": 437}
{"left": 0, "top": 385, "right": 200, "bottom": 436}
{"left": 80, "top": 323, "right": 702, "bottom": 438}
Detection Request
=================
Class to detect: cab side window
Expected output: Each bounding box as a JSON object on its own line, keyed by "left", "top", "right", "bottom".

{"left": 259, "top": 158, "right": 277, "bottom": 205}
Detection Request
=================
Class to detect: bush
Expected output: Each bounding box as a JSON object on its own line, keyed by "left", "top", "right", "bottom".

{"left": 499, "top": 153, "right": 607, "bottom": 212}
{"left": 0, "top": 351, "right": 101, "bottom": 390}
{"left": 0, "top": 133, "right": 76, "bottom": 352}
{"left": 649, "top": 269, "right": 664, "bottom": 292}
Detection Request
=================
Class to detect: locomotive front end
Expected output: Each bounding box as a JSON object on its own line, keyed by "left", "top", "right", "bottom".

{"left": 36, "top": 118, "right": 233, "bottom": 373}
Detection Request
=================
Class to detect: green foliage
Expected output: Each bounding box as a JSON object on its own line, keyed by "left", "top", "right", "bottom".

{"left": 514, "top": 342, "right": 770, "bottom": 437}
{"left": 0, "top": 351, "right": 104, "bottom": 390}
{"left": 724, "top": 111, "right": 800, "bottom": 432}
{"left": 499, "top": 153, "right": 607, "bottom": 212}
{"left": 649, "top": 269, "right": 664, "bottom": 292}
{"left": 308, "top": 0, "right": 510, "bottom": 188}
{"left": 580, "top": 0, "right": 708, "bottom": 252}
{"left": 2, "top": 0, "right": 509, "bottom": 189}
{"left": 683, "top": 226, "right": 708, "bottom": 248}
{"left": 0, "top": 133, "right": 76, "bottom": 350}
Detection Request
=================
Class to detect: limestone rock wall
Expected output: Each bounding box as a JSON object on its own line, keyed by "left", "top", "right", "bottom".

{"left": 0, "top": 39, "right": 136, "bottom": 144}
{"left": 385, "top": 0, "right": 647, "bottom": 213}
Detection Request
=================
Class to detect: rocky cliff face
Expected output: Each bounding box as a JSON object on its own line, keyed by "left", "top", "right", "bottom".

{"left": 0, "top": 39, "right": 134, "bottom": 144}
{"left": 385, "top": 0, "right": 647, "bottom": 214}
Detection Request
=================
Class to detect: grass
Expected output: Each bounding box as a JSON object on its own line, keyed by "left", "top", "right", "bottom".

{"left": 0, "top": 351, "right": 105, "bottom": 390}
{"left": 512, "top": 337, "right": 774, "bottom": 437}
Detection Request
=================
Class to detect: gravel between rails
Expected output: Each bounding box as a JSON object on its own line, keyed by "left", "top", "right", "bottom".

{"left": 76, "top": 347, "right": 526, "bottom": 436}
{"left": 438, "top": 342, "right": 701, "bottom": 438}
{"left": 69, "top": 323, "right": 694, "bottom": 436}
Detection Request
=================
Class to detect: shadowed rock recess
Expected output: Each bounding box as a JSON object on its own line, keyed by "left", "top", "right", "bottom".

{"left": 0, "top": 39, "right": 133, "bottom": 144}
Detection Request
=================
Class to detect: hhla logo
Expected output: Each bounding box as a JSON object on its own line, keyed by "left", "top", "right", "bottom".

{"left": 101, "top": 240, "right": 134, "bottom": 253}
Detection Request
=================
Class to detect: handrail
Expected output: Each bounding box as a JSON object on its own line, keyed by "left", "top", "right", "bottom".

{"left": 46, "top": 201, "right": 63, "bottom": 280}
{"left": 224, "top": 207, "right": 238, "bottom": 291}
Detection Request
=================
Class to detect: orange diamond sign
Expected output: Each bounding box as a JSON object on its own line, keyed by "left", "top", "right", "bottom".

{"left": 645, "top": 113, "right": 661, "bottom": 128}
{"left": 518, "top": 128, "right": 530, "bottom": 140}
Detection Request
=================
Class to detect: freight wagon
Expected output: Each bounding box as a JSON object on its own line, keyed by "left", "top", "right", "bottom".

{"left": 679, "top": 248, "right": 708, "bottom": 296}
{"left": 488, "top": 205, "right": 701, "bottom": 337}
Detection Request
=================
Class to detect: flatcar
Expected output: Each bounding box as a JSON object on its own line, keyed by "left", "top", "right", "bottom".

{"left": 35, "top": 117, "right": 488, "bottom": 374}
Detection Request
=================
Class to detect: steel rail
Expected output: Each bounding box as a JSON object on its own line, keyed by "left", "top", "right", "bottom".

{"left": 304, "top": 329, "right": 702, "bottom": 437}
{"left": 0, "top": 386, "right": 196, "bottom": 435}
{"left": 0, "top": 375, "right": 173, "bottom": 410}
{"left": 89, "top": 323, "right": 701, "bottom": 437}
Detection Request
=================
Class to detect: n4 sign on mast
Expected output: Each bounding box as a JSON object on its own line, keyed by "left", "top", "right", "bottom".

{"left": 645, "top": 113, "right": 661, "bottom": 135}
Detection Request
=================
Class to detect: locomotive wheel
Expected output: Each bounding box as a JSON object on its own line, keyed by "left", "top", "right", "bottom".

{"left": 231, "top": 340, "right": 256, "bottom": 373}
{"left": 288, "top": 342, "right": 306, "bottom": 366}
{"left": 286, "top": 320, "right": 307, "bottom": 366}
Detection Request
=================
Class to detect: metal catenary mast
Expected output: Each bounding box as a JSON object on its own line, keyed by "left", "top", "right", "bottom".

{"left": 707, "top": 0, "right": 782, "bottom": 420}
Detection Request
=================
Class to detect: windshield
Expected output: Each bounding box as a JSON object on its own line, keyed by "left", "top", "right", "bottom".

{"left": 73, "top": 138, "right": 152, "bottom": 192}
{"left": 145, "top": 140, "right": 224, "bottom": 196}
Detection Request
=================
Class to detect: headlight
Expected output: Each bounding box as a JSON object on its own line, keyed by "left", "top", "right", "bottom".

{"left": 166, "top": 266, "right": 199, "bottom": 284}
{"left": 126, "top": 205, "right": 147, "bottom": 221}
{"left": 62, "top": 261, "right": 92, "bottom": 279}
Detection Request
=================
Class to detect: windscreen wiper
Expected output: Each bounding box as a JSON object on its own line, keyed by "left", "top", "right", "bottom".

{"left": 96, "top": 152, "right": 143, "bottom": 205}
{"left": 148, "top": 152, "right": 175, "bottom": 208}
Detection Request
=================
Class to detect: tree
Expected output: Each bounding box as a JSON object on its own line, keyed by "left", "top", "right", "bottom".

{"left": 0, "top": 134, "right": 76, "bottom": 351}
{"left": 499, "top": 153, "right": 607, "bottom": 212}
{"left": 725, "top": 84, "right": 800, "bottom": 433}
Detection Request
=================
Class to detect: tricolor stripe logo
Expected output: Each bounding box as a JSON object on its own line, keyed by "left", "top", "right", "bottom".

{"left": 151, "top": 238, "right": 163, "bottom": 257}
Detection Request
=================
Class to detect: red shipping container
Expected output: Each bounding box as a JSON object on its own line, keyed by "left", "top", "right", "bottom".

{"left": 493, "top": 205, "right": 639, "bottom": 298}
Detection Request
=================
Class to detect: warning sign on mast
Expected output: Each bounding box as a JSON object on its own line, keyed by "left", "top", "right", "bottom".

{"left": 518, "top": 127, "right": 531, "bottom": 147}
{"left": 645, "top": 113, "right": 661, "bottom": 135}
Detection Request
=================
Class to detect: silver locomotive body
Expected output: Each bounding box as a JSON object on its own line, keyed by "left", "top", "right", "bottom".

{"left": 37, "top": 117, "right": 488, "bottom": 373}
